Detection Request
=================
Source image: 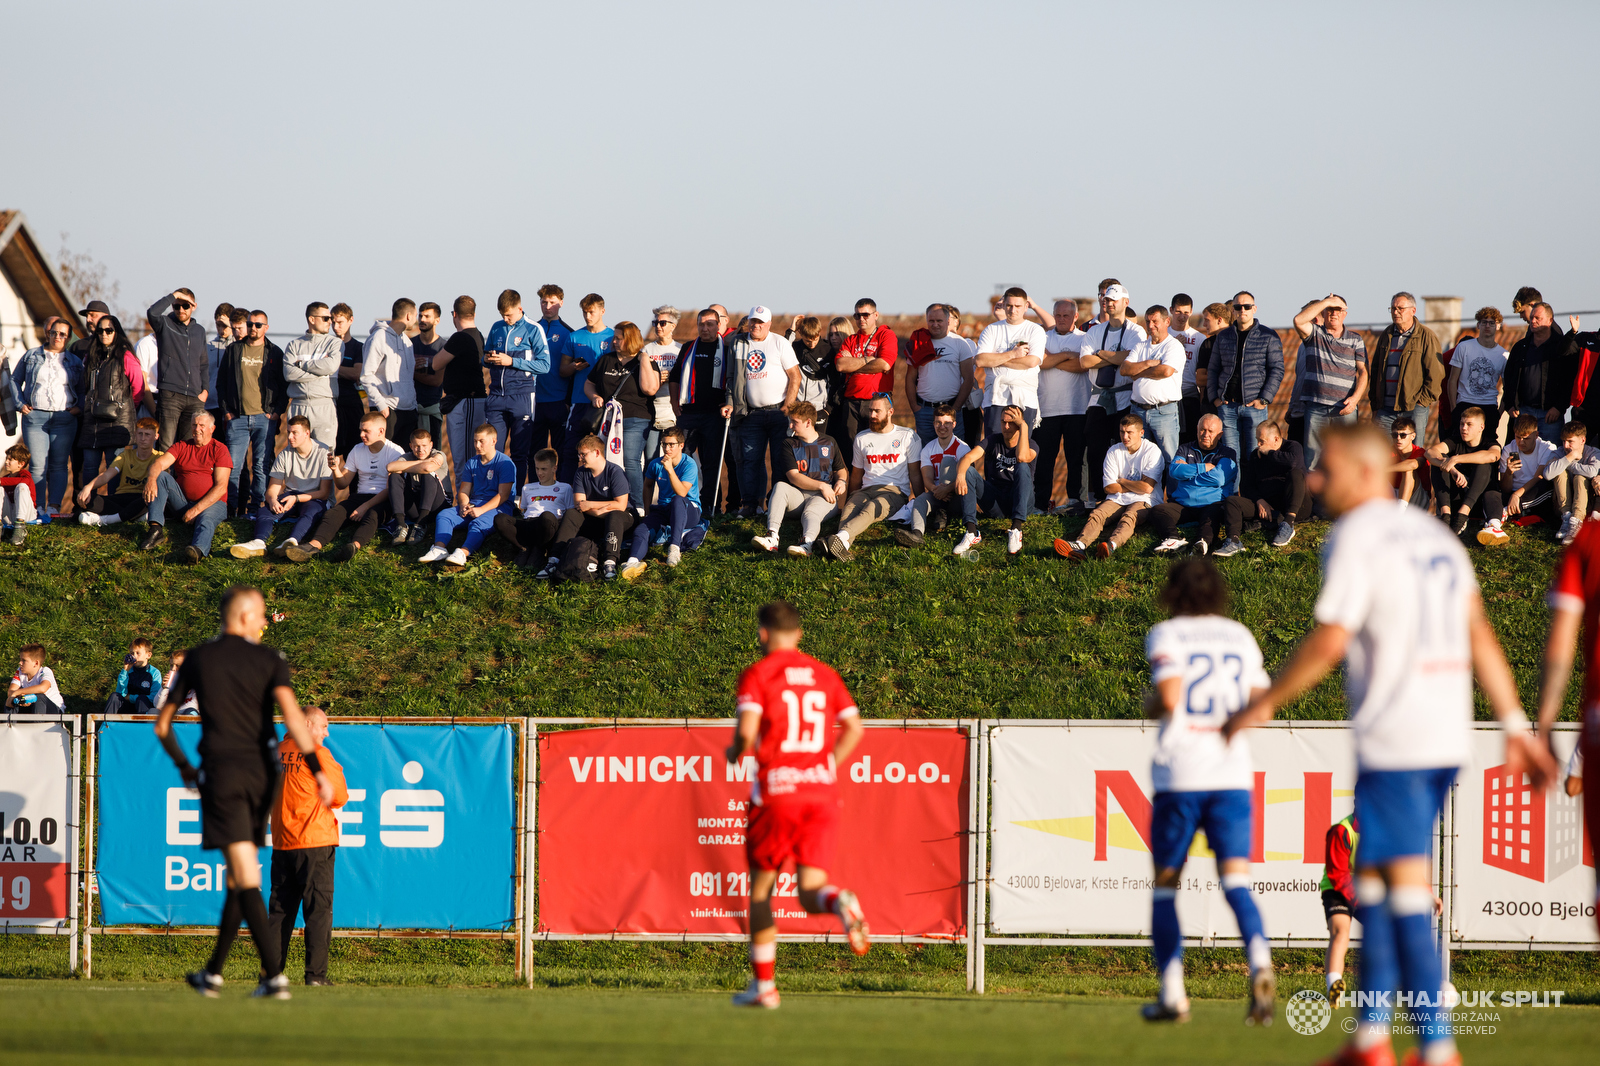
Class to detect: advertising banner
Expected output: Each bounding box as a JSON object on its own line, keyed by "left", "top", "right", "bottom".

{"left": 1452, "top": 726, "right": 1595, "bottom": 944}
{"left": 537, "top": 724, "right": 968, "bottom": 937}
{"left": 0, "top": 721, "right": 73, "bottom": 928}
{"left": 96, "top": 721, "right": 515, "bottom": 929}
{"left": 989, "top": 723, "right": 1354, "bottom": 939}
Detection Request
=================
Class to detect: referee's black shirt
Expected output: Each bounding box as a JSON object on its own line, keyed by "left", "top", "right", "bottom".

{"left": 171, "top": 635, "right": 291, "bottom": 762}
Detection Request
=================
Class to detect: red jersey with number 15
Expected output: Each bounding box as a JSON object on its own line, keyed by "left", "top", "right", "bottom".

{"left": 1551, "top": 520, "right": 1600, "bottom": 717}
{"left": 734, "top": 648, "right": 859, "bottom": 805}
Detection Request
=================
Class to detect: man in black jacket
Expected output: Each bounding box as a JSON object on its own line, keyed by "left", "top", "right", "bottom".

{"left": 1215, "top": 420, "right": 1307, "bottom": 557}
{"left": 1502, "top": 302, "right": 1573, "bottom": 444}
{"left": 216, "top": 310, "right": 288, "bottom": 519}
{"left": 148, "top": 289, "right": 211, "bottom": 449}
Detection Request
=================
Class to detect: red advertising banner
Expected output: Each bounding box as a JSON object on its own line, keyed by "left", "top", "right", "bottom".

{"left": 537, "top": 725, "right": 969, "bottom": 938}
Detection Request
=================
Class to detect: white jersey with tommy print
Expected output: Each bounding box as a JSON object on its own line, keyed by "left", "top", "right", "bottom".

{"left": 517, "top": 480, "right": 575, "bottom": 518}
{"left": 1147, "top": 615, "right": 1270, "bottom": 793}
{"left": 852, "top": 425, "right": 918, "bottom": 494}
{"left": 1314, "top": 498, "right": 1477, "bottom": 771}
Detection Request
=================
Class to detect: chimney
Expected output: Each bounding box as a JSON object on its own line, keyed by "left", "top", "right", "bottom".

{"left": 1423, "top": 295, "right": 1462, "bottom": 349}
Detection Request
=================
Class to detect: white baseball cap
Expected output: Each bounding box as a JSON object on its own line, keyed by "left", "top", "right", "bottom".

{"left": 748, "top": 306, "right": 773, "bottom": 322}
{"left": 1102, "top": 284, "right": 1130, "bottom": 302}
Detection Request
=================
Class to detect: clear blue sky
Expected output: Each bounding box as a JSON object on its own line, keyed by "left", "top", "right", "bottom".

{"left": 9, "top": 0, "right": 1598, "bottom": 332}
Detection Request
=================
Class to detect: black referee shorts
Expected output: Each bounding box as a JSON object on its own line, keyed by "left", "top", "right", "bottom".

{"left": 199, "top": 751, "right": 280, "bottom": 850}
{"left": 1322, "top": 888, "right": 1354, "bottom": 927}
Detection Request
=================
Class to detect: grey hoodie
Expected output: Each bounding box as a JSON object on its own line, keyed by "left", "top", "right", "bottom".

{"left": 283, "top": 331, "right": 343, "bottom": 402}
{"left": 359, "top": 320, "right": 415, "bottom": 412}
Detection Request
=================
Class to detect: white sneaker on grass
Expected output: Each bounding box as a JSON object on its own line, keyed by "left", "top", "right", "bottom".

{"left": 444, "top": 548, "right": 470, "bottom": 566}
{"left": 1212, "top": 537, "right": 1245, "bottom": 558}
{"left": 752, "top": 533, "right": 779, "bottom": 552}
{"left": 1154, "top": 537, "right": 1187, "bottom": 555}
{"left": 78, "top": 512, "right": 101, "bottom": 527}
{"left": 621, "top": 558, "right": 647, "bottom": 581}
{"left": 418, "top": 545, "right": 449, "bottom": 563}
{"left": 666, "top": 545, "right": 681, "bottom": 567}
{"left": 953, "top": 531, "right": 981, "bottom": 556}
{"left": 787, "top": 543, "right": 812, "bottom": 557}
{"left": 1006, "top": 528, "right": 1023, "bottom": 555}
{"left": 229, "top": 539, "right": 267, "bottom": 559}
{"left": 1476, "top": 520, "right": 1509, "bottom": 547}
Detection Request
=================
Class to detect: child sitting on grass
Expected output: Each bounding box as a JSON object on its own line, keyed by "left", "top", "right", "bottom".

{"left": 105, "top": 636, "right": 164, "bottom": 713}
{"left": 1, "top": 442, "right": 38, "bottom": 545}
{"left": 157, "top": 648, "right": 199, "bottom": 715}
{"left": 6, "top": 644, "right": 65, "bottom": 711}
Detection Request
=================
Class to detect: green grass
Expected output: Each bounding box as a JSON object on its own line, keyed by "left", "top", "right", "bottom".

{"left": 2, "top": 980, "right": 1595, "bottom": 1066}
{"left": 0, "top": 511, "right": 1583, "bottom": 722}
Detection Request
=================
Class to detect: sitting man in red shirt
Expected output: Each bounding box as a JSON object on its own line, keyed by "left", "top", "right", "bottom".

{"left": 141, "top": 409, "right": 232, "bottom": 562}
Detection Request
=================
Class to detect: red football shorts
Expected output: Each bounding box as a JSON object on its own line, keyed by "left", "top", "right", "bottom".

{"left": 745, "top": 797, "right": 840, "bottom": 872}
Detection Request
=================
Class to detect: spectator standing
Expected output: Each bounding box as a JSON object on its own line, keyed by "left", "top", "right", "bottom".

{"left": 667, "top": 309, "right": 732, "bottom": 513}
{"left": 266, "top": 706, "right": 348, "bottom": 988}
{"left": 411, "top": 302, "right": 446, "bottom": 440}
{"left": 433, "top": 295, "right": 487, "bottom": 487}
{"left": 644, "top": 306, "right": 684, "bottom": 460}
{"left": 899, "top": 404, "right": 971, "bottom": 549}
{"left": 1036, "top": 300, "right": 1089, "bottom": 514}
{"left": 76, "top": 314, "right": 148, "bottom": 484}
{"left": 141, "top": 410, "right": 231, "bottom": 562}
{"left": 203, "top": 303, "right": 234, "bottom": 422}
{"left": 1444, "top": 308, "right": 1508, "bottom": 445}
{"left": 1055, "top": 413, "right": 1164, "bottom": 560}
{"left": 1292, "top": 295, "right": 1369, "bottom": 468}
{"left": 951, "top": 403, "right": 1037, "bottom": 557}
{"left": 905, "top": 304, "right": 976, "bottom": 445}
{"left": 360, "top": 299, "right": 419, "bottom": 447}
{"left": 494, "top": 448, "right": 572, "bottom": 568}
{"left": 216, "top": 310, "right": 287, "bottom": 519}
{"left": 385, "top": 426, "right": 449, "bottom": 545}
{"left": 418, "top": 423, "right": 515, "bottom": 568}
{"left": 1149, "top": 413, "right": 1237, "bottom": 556}
{"left": 330, "top": 303, "right": 365, "bottom": 459}
{"left": 133, "top": 320, "right": 161, "bottom": 420}
{"left": 481, "top": 289, "right": 549, "bottom": 489}
{"left": 820, "top": 393, "right": 920, "bottom": 562}
{"left": 557, "top": 295, "right": 614, "bottom": 484}
{"left": 1215, "top": 422, "right": 1307, "bottom": 557}
{"left": 787, "top": 317, "right": 841, "bottom": 434}
{"left": 540, "top": 434, "right": 635, "bottom": 581}
{"left": 147, "top": 289, "right": 211, "bottom": 449}
{"left": 1076, "top": 285, "right": 1148, "bottom": 502}
{"left": 1426, "top": 406, "right": 1501, "bottom": 536}
{"left": 587, "top": 321, "right": 662, "bottom": 513}
{"left": 288, "top": 412, "right": 404, "bottom": 564}
{"left": 283, "top": 303, "right": 342, "bottom": 449}
{"left": 974, "top": 287, "right": 1047, "bottom": 433}
{"left": 1169, "top": 294, "right": 1207, "bottom": 438}
{"left": 228, "top": 416, "right": 333, "bottom": 560}
{"left": 531, "top": 284, "right": 575, "bottom": 454}
{"left": 753, "top": 402, "right": 847, "bottom": 558}
{"left": 1, "top": 443, "right": 37, "bottom": 542}
{"left": 1502, "top": 301, "right": 1571, "bottom": 444}
{"left": 12, "top": 317, "right": 83, "bottom": 516}
{"left": 1368, "top": 291, "right": 1444, "bottom": 443}
{"left": 621, "top": 425, "right": 701, "bottom": 576}
{"left": 1121, "top": 305, "right": 1188, "bottom": 463}
{"left": 724, "top": 308, "right": 800, "bottom": 518}
{"left": 833, "top": 299, "right": 899, "bottom": 467}
{"left": 1206, "top": 291, "right": 1284, "bottom": 464}
{"left": 76, "top": 418, "right": 164, "bottom": 529}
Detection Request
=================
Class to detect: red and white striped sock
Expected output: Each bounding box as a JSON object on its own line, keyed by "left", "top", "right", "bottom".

{"left": 750, "top": 940, "right": 776, "bottom": 990}
{"left": 817, "top": 886, "right": 842, "bottom": 916}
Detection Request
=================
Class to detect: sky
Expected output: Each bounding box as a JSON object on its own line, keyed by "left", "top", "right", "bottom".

{"left": 8, "top": 0, "right": 1599, "bottom": 334}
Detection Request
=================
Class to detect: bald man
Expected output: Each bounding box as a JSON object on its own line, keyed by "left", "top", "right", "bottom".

{"left": 266, "top": 705, "right": 348, "bottom": 987}
{"left": 155, "top": 585, "right": 331, "bottom": 1000}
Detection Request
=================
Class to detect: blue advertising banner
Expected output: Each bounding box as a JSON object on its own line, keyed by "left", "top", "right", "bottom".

{"left": 96, "top": 721, "right": 515, "bottom": 930}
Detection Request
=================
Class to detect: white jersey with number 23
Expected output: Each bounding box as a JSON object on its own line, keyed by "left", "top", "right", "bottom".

{"left": 1147, "top": 615, "right": 1270, "bottom": 793}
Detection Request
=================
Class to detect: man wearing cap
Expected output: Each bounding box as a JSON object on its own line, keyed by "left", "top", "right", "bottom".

{"left": 147, "top": 289, "right": 212, "bottom": 449}
{"left": 1205, "top": 291, "right": 1284, "bottom": 464}
{"left": 1074, "top": 284, "right": 1147, "bottom": 501}
{"left": 724, "top": 307, "right": 801, "bottom": 518}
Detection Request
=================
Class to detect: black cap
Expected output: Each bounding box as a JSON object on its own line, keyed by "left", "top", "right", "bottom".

{"left": 79, "top": 300, "right": 110, "bottom": 315}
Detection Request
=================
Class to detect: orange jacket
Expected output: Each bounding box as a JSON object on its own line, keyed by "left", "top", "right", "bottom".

{"left": 273, "top": 737, "right": 349, "bottom": 850}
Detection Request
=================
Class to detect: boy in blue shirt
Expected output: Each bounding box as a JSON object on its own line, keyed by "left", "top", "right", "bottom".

{"left": 621, "top": 427, "right": 701, "bottom": 579}
{"left": 557, "top": 295, "right": 614, "bottom": 483}
{"left": 419, "top": 424, "right": 515, "bottom": 567}
{"left": 482, "top": 289, "right": 550, "bottom": 490}
{"left": 105, "top": 636, "right": 164, "bottom": 713}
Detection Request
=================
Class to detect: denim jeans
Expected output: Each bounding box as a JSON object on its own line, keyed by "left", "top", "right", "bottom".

{"left": 21, "top": 409, "right": 76, "bottom": 513}
{"left": 147, "top": 470, "right": 227, "bottom": 555}
{"left": 1215, "top": 402, "right": 1268, "bottom": 468}
{"left": 961, "top": 461, "right": 1034, "bottom": 528}
{"left": 630, "top": 497, "right": 703, "bottom": 558}
{"left": 485, "top": 394, "right": 535, "bottom": 489}
{"left": 621, "top": 416, "right": 652, "bottom": 511}
{"left": 1372, "top": 406, "right": 1430, "bottom": 449}
{"left": 1303, "top": 402, "right": 1357, "bottom": 470}
{"left": 225, "top": 413, "right": 274, "bottom": 514}
{"left": 252, "top": 498, "right": 329, "bottom": 544}
{"left": 738, "top": 408, "right": 789, "bottom": 504}
{"left": 1137, "top": 403, "right": 1181, "bottom": 464}
{"left": 81, "top": 446, "right": 122, "bottom": 495}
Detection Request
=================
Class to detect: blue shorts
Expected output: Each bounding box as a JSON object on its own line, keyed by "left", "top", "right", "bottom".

{"left": 1353, "top": 767, "right": 1457, "bottom": 866}
{"left": 1150, "top": 789, "right": 1252, "bottom": 870}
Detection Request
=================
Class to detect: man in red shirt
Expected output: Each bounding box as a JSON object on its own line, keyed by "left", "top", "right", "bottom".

{"left": 141, "top": 409, "right": 232, "bottom": 561}
{"left": 834, "top": 298, "right": 899, "bottom": 467}
{"left": 725, "top": 600, "right": 869, "bottom": 1008}
{"left": 1537, "top": 523, "right": 1600, "bottom": 939}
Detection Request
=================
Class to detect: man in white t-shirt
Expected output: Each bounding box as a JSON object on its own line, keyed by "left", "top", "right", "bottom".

{"left": 1478, "top": 412, "right": 1560, "bottom": 546}
{"left": 1228, "top": 421, "right": 1551, "bottom": 1066}
{"left": 820, "top": 394, "right": 921, "bottom": 562}
{"left": 1140, "top": 558, "right": 1275, "bottom": 1025}
{"left": 1036, "top": 300, "right": 1090, "bottom": 515}
{"left": 286, "top": 410, "right": 406, "bottom": 563}
{"left": 1170, "top": 294, "right": 1206, "bottom": 438}
{"left": 726, "top": 306, "right": 801, "bottom": 516}
{"left": 899, "top": 403, "right": 970, "bottom": 547}
{"left": 1121, "top": 305, "right": 1188, "bottom": 463}
{"left": 135, "top": 330, "right": 161, "bottom": 418}
{"left": 906, "top": 304, "right": 976, "bottom": 445}
{"left": 974, "top": 286, "right": 1048, "bottom": 433}
{"left": 1055, "top": 413, "right": 1163, "bottom": 560}
{"left": 1446, "top": 307, "right": 1509, "bottom": 445}
{"left": 1076, "top": 284, "right": 1148, "bottom": 501}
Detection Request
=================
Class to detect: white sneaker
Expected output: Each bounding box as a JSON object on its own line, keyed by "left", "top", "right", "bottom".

{"left": 666, "top": 545, "right": 681, "bottom": 567}
{"left": 1154, "top": 537, "right": 1187, "bottom": 555}
{"left": 1559, "top": 513, "right": 1577, "bottom": 545}
{"left": 752, "top": 533, "right": 779, "bottom": 551}
{"left": 786, "top": 543, "right": 811, "bottom": 557}
{"left": 78, "top": 511, "right": 101, "bottom": 527}
{"left": 731, "top": 979, "right": 780, "bottom": 1009}
{"left": 620, "top": 558, "right": 647, "bottom": 581}
{"left": 1006, "top": 528, "right": 1023, "bottom": 555}
{"left": 418, "top": 545, "right": 449, "bottom": 563}
{"left": 444, "top": 548, "right": 469, "bottom": 566}
{"left": 953, "top": 531, "right": 981, "bottom": 556}
{"left": 229, "top": 539, "right": 267, "bottom": 559}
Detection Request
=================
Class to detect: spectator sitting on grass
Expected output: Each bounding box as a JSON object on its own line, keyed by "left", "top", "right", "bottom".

{"left": 1388, "top": 417, "right": 1430, "bottom": 509}
{"left": 950, "top": 403, "right": 1037, "bottom": 558}
{"left": 105, "top": 637, "right": 163, "bottom": 714}
{"left": 1544, "top": 421, "right": 1600, "bottom": 545}
{"left": 1149, "top": 413, "right": 1237, "bottom": 557}
{"left": 754, "top": 401, "right": 848, "bottom": 558}
{"left": 1215, "top": 420, "right": 1307, "bottom": 558}
{"left": 494, "top": 448, "right": 573, "bottom": 569}
{"left": 1477, "top": 412, "right": 1559, "bottom": 547}
{"left": 1425, "top": 406, "right": 1500, "bottom": 536}
{"left": 419, "top": 423, "right": 515, "bottom": 568}
{"left": 621, "top": 426, "right": 701, "bottom": 579}
{"left": 820, "top": 393, "right": 921, "bottom": 562}
{"left": 141, "top": 410, "right": 232, "bottom": 564}
{"left": 1, "top": 442, "right": 37, "bottom": 545}
{"left": 77, "top": 418, "right": 164, "bottom": 531}
{"left": 287, "top": 410, "right": 404, "bottom": 563}
{"left": 157, "top": 648, "right": 198, "bottom": 715}
{"left": 6, "top": 644, "right": 64, "bottom": 711}
{"left": 1055, "top": 413, "right": 1164, "bottom": 561}
{"left": 539, "top": 434, "right": 635, "bottom": 581}
{"left": 385, "top": 426, "right": 449, "bottom": 546}
{"left": 898, "top": 403, "right": 970, "bottom": 550}
{"left": 230, "top": 416, "right": 333, "bottom": 560}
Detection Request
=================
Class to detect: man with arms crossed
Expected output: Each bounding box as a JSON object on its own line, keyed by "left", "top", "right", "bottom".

{"left": 726, "top": 600, "right": 870, "bottom": 1008}
{"left": 1226, "top": 422, "right": 1552, "bottom": 1066}
{"left": 155, "top": 586, "right": 333, "bottom": 1000}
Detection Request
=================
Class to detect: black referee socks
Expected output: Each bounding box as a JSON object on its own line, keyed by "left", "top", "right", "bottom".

{"left": 237, "top": 887, "right": 282, "bottom": 977}
{"left": 205, "top": 890, "right": 244, "bottom": 975}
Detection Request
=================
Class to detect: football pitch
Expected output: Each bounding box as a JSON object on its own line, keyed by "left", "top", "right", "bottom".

{"left": 4, "top": 982, "right": 1594, "bottom": 1066}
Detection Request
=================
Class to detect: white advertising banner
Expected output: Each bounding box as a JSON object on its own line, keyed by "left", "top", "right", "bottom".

{"left": 1452, "top": 726, "right": 1595, "bottom": 944}
{"left": 989, "top": 722, "right": 1355, "bottom": 940}
{"left": 0, "top": 720, "right": 74, "bottom": 929}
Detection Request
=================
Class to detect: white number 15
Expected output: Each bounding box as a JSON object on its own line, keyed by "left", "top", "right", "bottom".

{"left": 779, "top": 690, "right": 828, "bottom": 753}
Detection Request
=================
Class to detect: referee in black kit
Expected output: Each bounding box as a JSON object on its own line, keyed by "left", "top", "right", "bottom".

{"left": 154, "top": 585, "right": 332, "bottom": 1000}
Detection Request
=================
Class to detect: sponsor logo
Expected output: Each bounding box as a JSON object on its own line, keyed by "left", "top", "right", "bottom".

{"left": 1483, "top": 763, "right": 1592, "bottom": 882}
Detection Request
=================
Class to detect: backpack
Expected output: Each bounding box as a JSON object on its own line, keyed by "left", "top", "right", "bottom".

{"left": 552, "top": 534, "right": 601, "bottom": 584}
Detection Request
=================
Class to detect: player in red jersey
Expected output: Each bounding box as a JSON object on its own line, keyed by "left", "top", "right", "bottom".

{"left": 1537, "top": 518, "right": 1600, "bottom": 939}
{"left": 725, "top": 600, "right": 869, "bottom": 1008}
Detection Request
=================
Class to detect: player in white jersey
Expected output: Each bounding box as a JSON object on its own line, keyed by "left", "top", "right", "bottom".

{"left": 1141, "top": 559, "right": 1274, "bottom": 1026}
{"left": 1227, "top": 423, "right": 1552, "bottom": 1066}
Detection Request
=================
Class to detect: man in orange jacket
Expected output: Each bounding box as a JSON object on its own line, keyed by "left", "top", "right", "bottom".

{"left": 266, "top": 706, "right": 348, "bottom": 986}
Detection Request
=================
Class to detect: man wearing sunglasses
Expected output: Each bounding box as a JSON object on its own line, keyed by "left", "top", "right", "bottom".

{"left": 833, "top": 299, "right": 899, "bottom": 469}
{"left": 146, "top": 289, "right": 212, "bottom": 449}
{"left": 1205, "top": 291, "right": 1284, "bottom": 464}
{"left": 216, "top": 311, "right": 288, "bottom": 520}
{"left": 283, "top": 302, "right": 343, "bottom": 449}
